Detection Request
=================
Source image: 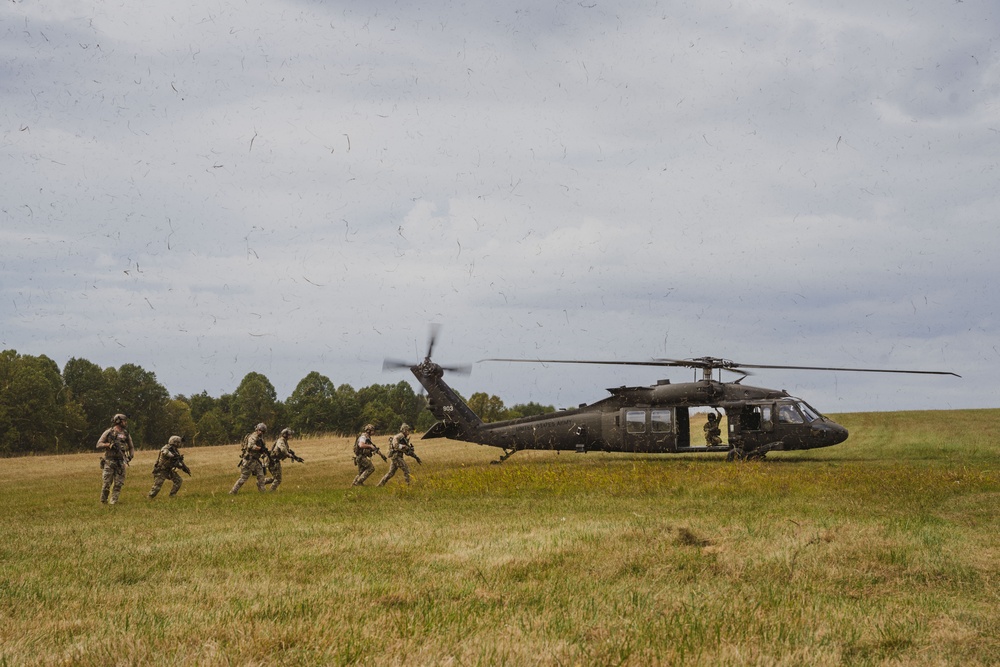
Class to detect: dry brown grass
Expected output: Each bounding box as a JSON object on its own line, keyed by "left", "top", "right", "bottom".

{"left": 1, "top": 411, "right": 998, "bottom": 665}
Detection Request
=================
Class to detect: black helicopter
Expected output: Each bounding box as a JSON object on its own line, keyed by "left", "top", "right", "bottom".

{"left": 385, "top": 331, "right": 960, "bottom": 463}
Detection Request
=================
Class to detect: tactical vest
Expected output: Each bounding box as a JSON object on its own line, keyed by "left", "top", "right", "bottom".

{"left": 354, "top": 434, "right": 371, "bottom": 457}
{"left": 154, "top": 446, "right": 178, "bottom": 472}
{"left": 103, "top": 429, "right": 130, "bottom": 461}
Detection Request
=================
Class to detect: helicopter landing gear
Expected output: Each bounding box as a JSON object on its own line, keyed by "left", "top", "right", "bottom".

{"left": 726, "top": 449, "right": 767, "bottom": 461}
{"left": 490, "top": 448, "right": 517, "bottom": 465}
{"left": 726, "top": 441, "right": 781, "bottom": 461}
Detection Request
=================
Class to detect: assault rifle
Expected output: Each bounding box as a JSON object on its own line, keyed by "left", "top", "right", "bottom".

{"left": 176, "top": 455, "right": 192, "bottom": 476}
{"left": 405, "top": 445, "right": 422, "bottom": 465}
{"left": 270, "top": 442, "right": 305, "bottom": 464}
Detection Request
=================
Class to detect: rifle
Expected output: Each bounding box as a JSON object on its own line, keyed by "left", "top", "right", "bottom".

{"left": 287, "top": 448, "right": 305, "bottom": 463}
{"left": 405, "top": 446, "right": 422, "bottom": 465}
{"left": 371, "top": 445, "right": 388, "bottom": 463}
{"left": 176, "top": 455, "right": 192, "bottom": 476}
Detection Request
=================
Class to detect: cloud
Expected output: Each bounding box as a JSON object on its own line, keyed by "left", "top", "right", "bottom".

{"left": 0, "top": 0, "right": 994, "bottom": 412}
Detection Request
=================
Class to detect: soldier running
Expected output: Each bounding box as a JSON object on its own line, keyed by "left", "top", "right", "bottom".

{"left": 96, "top": 413, "right": 135, "bottom": 505}
{"left": 378, "top": 423, "right": 421, "bottom": 486}
{"left": 148, "top": 435, "right": 191, "bottom": 498}
{"left": 230, "top": 422, "right": 269, "bottom": 494}
{"left": 266, "top": 427, "right": 303, "bottom": 492}
{"left": 352, "top": 424, "right": 384, "bottom": 486}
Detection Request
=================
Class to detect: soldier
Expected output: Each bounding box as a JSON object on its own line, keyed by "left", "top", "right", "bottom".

{"left": 266, "top": 427, "right": 303, "bottom": 492}
{"left": 148, "top": 435, "right": 191, "bottom": 498}
{"left": 378, "top": 423, "right": 421, "bottom": 486}
{"left": 704, "top": 411, "right": 723, "bottom": 447}
{"left": 96, "top": 413, "right": 135, "bottom": 505}
{"left": 352, "top": 423, "right": 384, "bottom": 486}
{"left": 230, "top": 422, "right": 269, "bottom": 494}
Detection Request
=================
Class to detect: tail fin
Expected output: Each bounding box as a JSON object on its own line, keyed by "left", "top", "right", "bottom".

{"left": 411, "top": 360, "right": 483, "bottom": 440}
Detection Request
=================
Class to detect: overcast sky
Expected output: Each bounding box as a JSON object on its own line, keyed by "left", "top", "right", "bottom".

{"left": 2, "top": 0, "right": 995, "bottom": 415}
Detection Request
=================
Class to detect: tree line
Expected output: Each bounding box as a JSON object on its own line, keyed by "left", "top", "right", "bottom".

{"left": 0, "top": 349, "right": 554, "bottom": 456}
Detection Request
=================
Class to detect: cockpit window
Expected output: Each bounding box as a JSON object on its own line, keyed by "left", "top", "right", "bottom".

{"left": 777, "top": 403, "right": 804, "bottom": 424}
{"left": 797, "top": 401, "right": 820, "bottom": 422}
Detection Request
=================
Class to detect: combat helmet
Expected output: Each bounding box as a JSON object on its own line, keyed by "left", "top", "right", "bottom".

{"left": 256, "top": 422, "right": 267, "bottom": 432}
{"left": 112, "top": 413, "right": 128, "bottom": 426}
{"left": 168, "top": 435, "right": 183, "bottom": 446}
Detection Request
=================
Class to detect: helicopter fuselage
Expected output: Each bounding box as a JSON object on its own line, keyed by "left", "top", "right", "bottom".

{"left": 415, "top": 360, "right": 848, "bottom": 458}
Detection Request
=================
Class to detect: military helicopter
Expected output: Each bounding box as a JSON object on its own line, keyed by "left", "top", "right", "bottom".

{"left": 384, "top": 329, "right": 960, "bottom": 463}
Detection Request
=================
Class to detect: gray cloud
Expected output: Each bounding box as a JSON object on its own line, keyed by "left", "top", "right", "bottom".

{"left": 1, "top": 0, "right": 993, "bottom": 413}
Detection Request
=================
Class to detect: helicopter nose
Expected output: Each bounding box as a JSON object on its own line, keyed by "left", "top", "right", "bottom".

{"left": 826, "top": 422, "right": 849, "bottom": 445}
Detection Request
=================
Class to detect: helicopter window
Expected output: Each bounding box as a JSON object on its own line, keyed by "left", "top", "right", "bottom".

{"left": 651, "top": 410, "right": 672, "bottom": 433}
{"left": 777, "top": 404, "right": 804, "bottom": 424}
{"left": 797, "top": 401, "right": 820, "bottom": 422}
{"left": 626, "top": 411, "right": 646, "bottom": 433}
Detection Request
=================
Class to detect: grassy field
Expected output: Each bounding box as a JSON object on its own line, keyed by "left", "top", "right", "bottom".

{"left": 1, "top": 409, "right": 998, "bottom": 666}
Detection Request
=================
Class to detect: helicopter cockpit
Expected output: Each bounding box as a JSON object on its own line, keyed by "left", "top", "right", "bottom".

{"left": 732, "top": 397, "right": 846, "bottom": 453}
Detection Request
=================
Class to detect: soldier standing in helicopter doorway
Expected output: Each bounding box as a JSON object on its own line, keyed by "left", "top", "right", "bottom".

{"left": 96, "top": 413, "right": 135, "bottom": 505}
{"left": 704, "top": 410, "right": 723, "bottom": 447}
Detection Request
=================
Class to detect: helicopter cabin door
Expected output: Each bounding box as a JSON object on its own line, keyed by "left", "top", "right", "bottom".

{"left": 731, "top": 402, "right": 774, "bottom": 450}
{"left": 621, "top": 408, "right": 676, "bottom": 453}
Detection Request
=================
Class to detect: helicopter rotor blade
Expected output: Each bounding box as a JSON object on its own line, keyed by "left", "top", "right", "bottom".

{"left": 480, "top": 358, "right": 690, "bottom": 368}
{"left": 439, "top": 363, "right": 473, "bottom": 375}
{"left": 382, "top": 358, "right": 415, "bottom": 372}
{"left": 481, "top": 357, "right": 960, "bottom": 378}
{"left": 426, "top": 323, "right": 441, "bottom": 360}
{"left": 731, "top": 362, "right": 961, "bottom": 377}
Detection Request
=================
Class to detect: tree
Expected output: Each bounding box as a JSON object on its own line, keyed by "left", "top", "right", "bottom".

{"left": 186, "top": 391, "right": 219, "bottom": 423}
{"left": 359, "top": 401, "right": 401, "bottom": 436}
{"left": 415, "top": 409, "right": 438, "bottom": 433}
{"left": 505, "top": 402, "right": 555, "bottom": 420}
{"left": 333, "top": 384, "right": 360, "bottom": 435}
{"left": 104, "top": 364, "right": 170, "bottom": 449}
{"left": 63, "top": 357, "right": 115, "bottom": 449}
{"left": 163, "top": 398, "right": 198, "bottom": 443}
{"left": 468, "top": 392, "right": 507, "bottom": 423}
{"left": 0, "top": 351, "right": 85, "bottom": 455}
{"left": 231, "top": 372, "right": 278, "bottom": 436}
{"left": 196, "top": 408, "right": 230, "bottom": 446}
{"left": 286, "top": 372, "right": 337, "bottom": 434}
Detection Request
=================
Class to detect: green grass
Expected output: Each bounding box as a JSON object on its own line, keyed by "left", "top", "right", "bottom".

{"left": 1, "top": 409, "right": 998, "bottom": 665}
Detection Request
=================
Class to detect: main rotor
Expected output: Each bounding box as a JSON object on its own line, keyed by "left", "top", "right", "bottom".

{"left": 480, "top": 355, "right": 961, "bottom": 382}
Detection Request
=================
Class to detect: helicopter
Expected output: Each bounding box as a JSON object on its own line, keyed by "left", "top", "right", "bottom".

{"left": 384, "top": 330, "right": 960, "bottom": 463}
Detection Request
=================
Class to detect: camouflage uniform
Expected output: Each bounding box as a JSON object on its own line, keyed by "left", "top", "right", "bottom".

{"left": 352, "top": 426, "right": 378, "bottom": 486}
{"left": 230, "top": 425, "right": 268, "bottom": 494}
{"left": 266, "top": 428, "right": 297, "bottom": 492}
{"left": 704, "top": 413, "right": 722, "bottom": 447}
{"left": 149, "top": 436, "right": 190, "bottom": 498}
{"left": 378, "top": 425, "right": 419, "bottom": 486}
{"left": 96, "top": 415, "right": 134, "bottom": 505}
